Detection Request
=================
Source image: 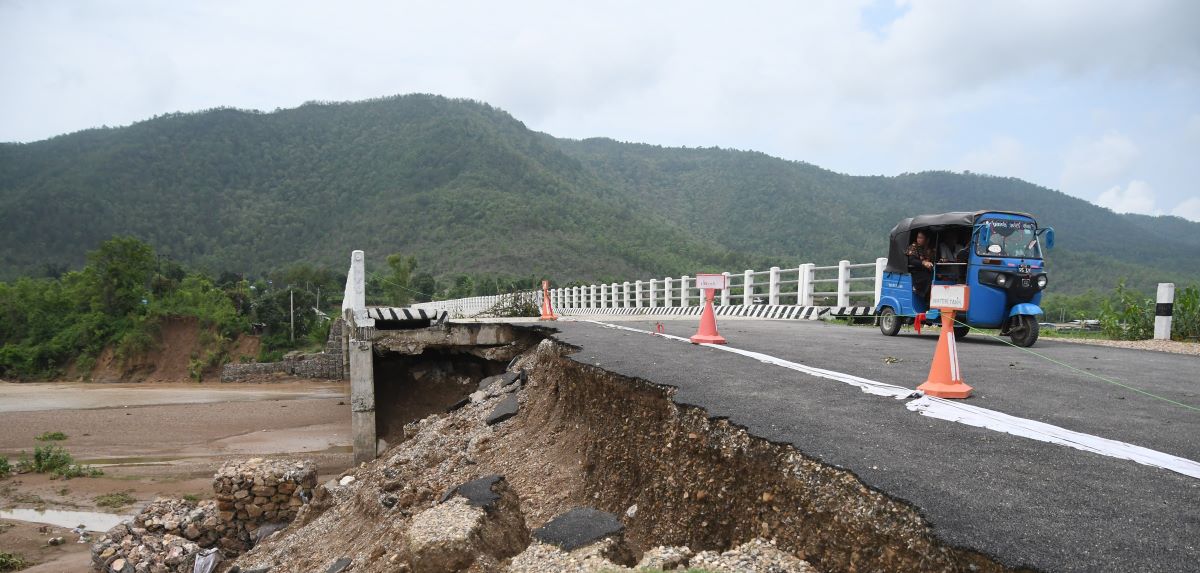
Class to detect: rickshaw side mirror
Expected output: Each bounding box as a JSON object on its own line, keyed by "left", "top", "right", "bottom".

{"left": 1039, "top": 227, "right": 1055, "bottom": 250}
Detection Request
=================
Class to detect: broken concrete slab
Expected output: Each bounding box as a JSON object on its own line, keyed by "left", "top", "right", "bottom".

{"left": 478, "top": 371, "right": 521, "bottom": 391}
{"left": 532, "top": 507, "right": 624, "bottom": 552}
{"left": 407, "top": 476, "right": 528, "bottom": 573}
{"left": 485, "top": 395, "right": 519, "bottom": 425}
{"left": 439, "top": 474, "right": 504, "bottom": 508}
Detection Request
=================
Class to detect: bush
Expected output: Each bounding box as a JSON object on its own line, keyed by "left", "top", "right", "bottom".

{"left": 486, "top": 292, "right": 539, "bottom": 318}
{"left": 0, "top": 551, "right": 28, "bottom": 573}
{"left": 22, "top": 444, "right": 102, "bottom": 479}
{"left": 1173, "top": 285, "right": 1199, "bottom": 341}
{"left": 35, "top": 431, "right": 68, "bottom": 441}
{"left": 0, "top": 456, "right": 10, "bottom": 478}
{"left": 1099, "top": 281, "right": 1154, "bottom": 340}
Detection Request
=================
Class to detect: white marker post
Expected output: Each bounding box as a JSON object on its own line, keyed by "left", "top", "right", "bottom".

{"left": 1155, "top": 283, "right": 1175, "bottom": 340}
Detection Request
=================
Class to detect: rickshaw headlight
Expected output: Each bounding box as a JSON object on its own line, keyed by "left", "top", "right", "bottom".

{"left": 1037, "top": 274, "right": 1048, "bottom": 289}
{"left": 996, "top": 274, "right": 1009, "bottom": 287}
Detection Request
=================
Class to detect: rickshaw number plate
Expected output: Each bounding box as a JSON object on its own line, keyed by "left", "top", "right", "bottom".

{"left": 930, "top": 285, "right": 969, "bottom": 311}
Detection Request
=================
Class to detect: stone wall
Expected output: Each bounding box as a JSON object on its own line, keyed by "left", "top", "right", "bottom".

{"left": 219, "top": 319, "right": 347, "bottom": 382}
{"left": 212, "top": 458, "right": 317, "bottom": 552}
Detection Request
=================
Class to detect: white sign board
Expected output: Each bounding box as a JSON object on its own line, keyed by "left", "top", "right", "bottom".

{"left": 695, "top": 273, "right": 728, "bottom": 290}
{"left": 929, "top": 285, "right": 969, "bottom": 311}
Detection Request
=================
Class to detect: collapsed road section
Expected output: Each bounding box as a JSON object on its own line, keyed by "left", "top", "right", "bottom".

{"left": 230, "top": 321, "right": 1024, "bottom": 572}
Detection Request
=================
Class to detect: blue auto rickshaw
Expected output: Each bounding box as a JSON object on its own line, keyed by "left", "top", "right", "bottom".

{"left": 875, "top": 211, "right": 1055, "bottom": 347}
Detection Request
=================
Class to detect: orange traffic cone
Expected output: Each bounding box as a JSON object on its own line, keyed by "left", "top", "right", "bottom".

{"left": 917, "top": 310, "right": 972, "bottom": 398}
{"left": 539, "top": 280, "right": 558, "bottom": 321}
{"left": 690, "top": 289, "right": 726, "bottom": 344}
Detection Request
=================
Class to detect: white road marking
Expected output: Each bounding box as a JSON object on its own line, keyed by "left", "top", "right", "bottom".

{"left": 583, "top": 320, "right": 1200, "bottom": 480}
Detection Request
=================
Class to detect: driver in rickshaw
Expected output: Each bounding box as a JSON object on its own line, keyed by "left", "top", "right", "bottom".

{"left": 906, "top": 230, "right": 935, "bottom": 303}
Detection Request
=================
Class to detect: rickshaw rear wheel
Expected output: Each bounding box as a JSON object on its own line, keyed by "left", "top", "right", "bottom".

{"left": 879, "top": 307, "right": 901, "bottom": 336}
{"left": 1008, "top": 315, "right": 1039, "bottom": 347}
{"left": 953, "top": 324, "right": 970, "bottom": 339}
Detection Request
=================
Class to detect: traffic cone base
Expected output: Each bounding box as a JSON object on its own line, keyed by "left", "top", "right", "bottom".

{"left": 690, "top": 289, "right": 726, "bottom": 345}
{"left": 916, "top": 310, "right": 972, "bottom": 399}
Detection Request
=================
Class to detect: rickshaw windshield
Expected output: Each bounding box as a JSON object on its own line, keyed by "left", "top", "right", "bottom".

{"left": 976, "top": 219, "right": 1042, "bottom": 259}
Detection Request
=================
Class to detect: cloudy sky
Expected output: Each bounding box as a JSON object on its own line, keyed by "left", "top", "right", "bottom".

{"left": 3, "top": 0, "right": 1198, "bottom": 220}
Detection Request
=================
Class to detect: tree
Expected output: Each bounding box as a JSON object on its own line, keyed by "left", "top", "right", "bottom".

{"left": 78, "top": 237, "right": 156, "bottom": 317}
{"left": 383, "top": 254, "right": 418, "bottom": 306}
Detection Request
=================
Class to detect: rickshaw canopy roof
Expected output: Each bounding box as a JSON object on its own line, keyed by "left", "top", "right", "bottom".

{"left": 884, "top": 210, "right": 1034, "bottom": 273}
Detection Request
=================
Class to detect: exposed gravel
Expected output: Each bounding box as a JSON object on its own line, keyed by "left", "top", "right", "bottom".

{"left": 1051, "top": 337, "right": 1200, "bottom": 356}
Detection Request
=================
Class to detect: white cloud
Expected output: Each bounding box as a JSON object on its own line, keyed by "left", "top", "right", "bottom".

{"left": 958, "top": 136, "right": 1026, "bottom": 178}
{"left": 1097, "top": 180, "right": 1159, "bottom": 215}
{"left": 1060, "top": 133, "right": 1140, "bottom": 196}
{"left": 1171, "top": 197, "right": 1200, "bottom": 222}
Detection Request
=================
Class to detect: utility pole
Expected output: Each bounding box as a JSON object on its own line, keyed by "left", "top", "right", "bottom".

{"left": 316, "top": 286, "right": 321, "bottom": 313}
{"left": 290, "top": 289, "right": 295, "bottom": 343}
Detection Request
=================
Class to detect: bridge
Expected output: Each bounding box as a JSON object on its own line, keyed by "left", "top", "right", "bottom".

{"left": 337, "top": 250, "right": 1199, "bottom": 572}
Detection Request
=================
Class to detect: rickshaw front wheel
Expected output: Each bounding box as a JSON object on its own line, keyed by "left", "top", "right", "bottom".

{"left": 953, "top": 324, "right": 970, "bottom": 339}
{"left": 1008, "top": 315, "right": 1039, "bottom": 347}
{"left": 879, "top": 307, "right": 901, "bottom": 336}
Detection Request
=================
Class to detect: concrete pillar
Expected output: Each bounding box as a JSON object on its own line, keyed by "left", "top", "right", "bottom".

{"left": 599, "top": 284, "right": 608, "bottom": 309}
{"left": 742, "top": 270, "right": 753, "bottom": 306}
{"left": 1155, "top": 283, "right": 1175, "bottom": 340}
{"left": 769, "top": 267, "right": 781, "bottom": 306}
{"left": 874, "top": 257, "right": 888, "bottom": 310}
{"left": 342, "top": 250, "right": 366, "bottom": 313}
{"left": 590, "top": 285, "right": 598, "bottom": 308}
{"left": 837, "top": 260, "right": 851, "bottom": 307}
{"left": 799, "top": 263, "right": 815, "bottom": 306}
{"left": 680, "top": 276, "right": 691, "bottom": 307}
{"left": 349, "top": 337, "right": 376, "bottom": 464}
{"left": 721, "top": 272, "right": 731, "bottom": 306}
{"left": 623, "top": 281, "right": 631, "bottom": 308}
{"left": 649, "top": 280, "right": 658, "bottom": 308}
{"left": 664, "top": 278, "right": 673, "bottom": 307}
{"left": 635, "top": 280, "right": 643, "bottom": 307}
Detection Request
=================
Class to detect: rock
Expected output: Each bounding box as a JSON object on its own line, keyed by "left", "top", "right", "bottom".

{"left": 446, "top": 397, "right": 470, "bottom": 412}
{"left": 532, "top": 507, "right": 625, "bottom": 552}
{"left": 636, "top": 545, "right": 694, "bottom": 570}
{"left": 183, "top": 524, "right": 201, "bottom": 539}
{"left": 468, "top": 390, "right": 487, "bottom": 404}
{"left": 48, "top": 536, "right": 65, "bottom": 545}
{"left": 339, "top": 475, "right": 356, "bottom": 487}
{"left": 110, "top": 557, "right": 128, "bottom": 572}
{"left": 251, "top": 485, "right": 277, "bottom": 497}
{"left": 407, "top": 477, "right": 528, "bottom": 573}
{"left": 325, "top": 557, "right": 352, "bottom": 573}
{"left": 485, "top": 395, "right": 519, "bottom": 425}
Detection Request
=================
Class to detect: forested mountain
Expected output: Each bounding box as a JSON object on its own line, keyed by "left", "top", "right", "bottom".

{"left": 2, "top": 94, "right": 1197, "bottom": 294}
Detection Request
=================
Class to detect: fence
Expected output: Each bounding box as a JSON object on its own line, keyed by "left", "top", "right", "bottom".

{"left": 412, "top": 258, "right": 889, "bottom": 319}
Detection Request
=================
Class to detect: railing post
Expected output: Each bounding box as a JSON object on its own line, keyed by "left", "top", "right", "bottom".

{"left": 1155, "top": 283, "right": 1176, "bottom": 340}
{"left": 572, "top": 286, "right": 579, "bottom": 308}
{"left": 600, "top": 284, "right": 608, "bottom": 309}
{"left": 648, "top": 279, "right": 658, "bottom": 308}
{"left": 623, "top": 281, "right": 631, "bottom": 308}
{"left": 635, "top": 280, "right": 643, "bottom": 308}
{"left": 742, "top": 270, "right": 753, "bottom": 306}
{"left": 799, "top": 263, "right": 814, "bottom": 306}
{"left": 837, "top": 260, "right": 851, "bottom": 307}
{"left": 769, "top": 266, "right": 780, "bottom": 306}
{"left": 611, "top": 283, "right": 619, "bottom": 308}
{"left": 874, "top": 257, "right": 888, "bottom": 310}
{"left": 721, "top": 272, "right": 731, "bottom": 306}
{"left": 590, "top": 285, "right": 598, "bottom": 309}
{"left": 663, "top": 277, "right": 673, "bottom": 307}
{"left": 680, "top": 276, "right": 690, "bottom": 307}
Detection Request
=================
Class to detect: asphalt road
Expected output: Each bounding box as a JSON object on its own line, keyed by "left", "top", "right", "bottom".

{"left": 543, "top": 318, "right": 1200, "bottom": 573}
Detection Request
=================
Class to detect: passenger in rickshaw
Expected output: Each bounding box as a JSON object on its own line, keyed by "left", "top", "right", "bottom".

{"left": 906, "top": 230, "right": 935, "bottom": 307}
{"left": 936, "top": 230, "right": 969, "bottom": 283}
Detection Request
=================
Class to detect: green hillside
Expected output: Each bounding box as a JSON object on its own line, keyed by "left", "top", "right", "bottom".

{"left": 2, "top": 94, "right": 1197, "bottom": 294}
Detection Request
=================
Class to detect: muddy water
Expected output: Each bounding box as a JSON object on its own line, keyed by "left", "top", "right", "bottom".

{"left": 0, "top": 382, "right": 347, "bottom": 413}
{"left": 0, "top": 508, "right": 129, "bottom": 531}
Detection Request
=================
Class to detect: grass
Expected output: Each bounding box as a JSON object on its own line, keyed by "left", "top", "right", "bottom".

{"left": 94, "top": 491, "right": 136, "bottom": 508}
{"left": 182, "top": 493, "right": 201, "bottom": 503}
{"left": 34, "top": 431, "right": 68, "bottom": 442}
{"left": 0, "top": 551, "right": 28, "bottom": 573}
{"left": 0, "top": 456, "right": 9, "bottom": 478}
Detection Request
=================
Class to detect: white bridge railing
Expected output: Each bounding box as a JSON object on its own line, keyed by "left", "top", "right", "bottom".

{"left": 411, "top": 258, "right": 889, "bottom": 319}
